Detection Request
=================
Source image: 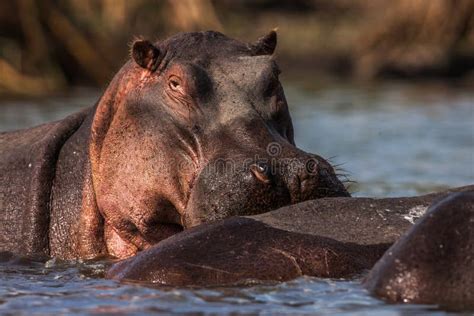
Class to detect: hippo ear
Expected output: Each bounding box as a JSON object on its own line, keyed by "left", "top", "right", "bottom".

{"left": 251, "top": 30, "right": 277, "bottom": 56}
{"left": 131, "top": 39, "right": 162, "bottom": 71}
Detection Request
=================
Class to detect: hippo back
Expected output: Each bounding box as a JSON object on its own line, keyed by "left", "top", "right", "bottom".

{"left": 0, "top": 110, "right": 88, "bottom": 256}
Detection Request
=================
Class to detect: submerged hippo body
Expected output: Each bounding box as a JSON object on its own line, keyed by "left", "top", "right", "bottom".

{"left": 364, "top": 192, "right": 474, "bottom": 310}
{"left": 0, "top": 31, "right": 349, "bottom": 260}
{"left": 107, "top": 185, "right": 473, "bottom": 286}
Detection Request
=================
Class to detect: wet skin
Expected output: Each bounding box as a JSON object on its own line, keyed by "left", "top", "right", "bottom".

{"left": 0, "top": 31, "right": 348, "bottom": 260}
{"left": 364, "top": 191, "right": 474, "bottom": 311}
{"left": 108, "top": 185, "right": 473, "bottom": 286}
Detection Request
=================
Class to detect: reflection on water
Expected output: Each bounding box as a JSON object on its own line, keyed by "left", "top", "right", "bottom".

{"left": 0, "top": 83, "right": 473, "bottom": 314}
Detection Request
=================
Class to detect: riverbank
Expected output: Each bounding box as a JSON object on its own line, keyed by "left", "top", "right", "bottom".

{"left": 0, "top": 0, "right": 473, "bottom": 96}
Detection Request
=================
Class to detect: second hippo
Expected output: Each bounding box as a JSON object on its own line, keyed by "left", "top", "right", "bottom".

{"left": 108, "top": 185, "right": 473, "bottom": 285}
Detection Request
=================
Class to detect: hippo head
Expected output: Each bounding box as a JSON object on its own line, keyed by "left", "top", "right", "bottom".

{"left": 90, "top": 31, "right": 349, "bottom": 258}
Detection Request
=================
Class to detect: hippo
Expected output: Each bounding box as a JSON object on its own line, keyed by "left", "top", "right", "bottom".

{"left": 0, "top": 31, "right": 349, "bottom": 260}
{"left": 364, "top": 191, "right": 474, "bottom": 311}
{"left": 107, "top": 185, "right": 473, "bottom": 286}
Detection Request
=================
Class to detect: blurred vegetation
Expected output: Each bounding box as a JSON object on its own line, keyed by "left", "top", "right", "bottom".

{"left": 0, "top": 0, "right": 473, "bottom": 96}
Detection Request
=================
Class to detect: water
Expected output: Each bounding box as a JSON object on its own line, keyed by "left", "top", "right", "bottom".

{"left": 0, "top": 83, "right": 473, "bottom": 315}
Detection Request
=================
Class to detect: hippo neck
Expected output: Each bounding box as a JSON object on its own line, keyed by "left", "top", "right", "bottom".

{"left": 88, "top": 62, "right": 140, "bottom": 183}
{"left": 49, "top": 64, "right": 152, "bottom": 259}
{"left": 0, "top": 108, "right": 89, "bottom": 257}
{"left": 49, "top": 107, "right": 106, "bottom": 259}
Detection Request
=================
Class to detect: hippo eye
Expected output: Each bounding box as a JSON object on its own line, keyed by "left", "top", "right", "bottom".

{"left": 168, "top": 76, "right": 183, "bottom": 92}
{"left": 250, "top": 163, "right": 272, "bottom": 185}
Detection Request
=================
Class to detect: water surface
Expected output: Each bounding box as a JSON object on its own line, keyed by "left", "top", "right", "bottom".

{"left": 0, "top": 83, "right": 473, "bottom": 315}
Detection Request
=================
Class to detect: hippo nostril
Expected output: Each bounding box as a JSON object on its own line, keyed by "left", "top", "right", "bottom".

{"left": 300, "top": 177, "right": 311, "bottom": 193}
{"left": 250, "top": 163, "right": 271, "bottom": 184}
{"left": 293, "top": 172, "right": 314, "bottom": 202}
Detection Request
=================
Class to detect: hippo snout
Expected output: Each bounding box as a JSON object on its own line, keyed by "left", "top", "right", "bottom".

{"left": 182, "top": 152, "right": 349, "bottom": 228}
{"left": 285, "top": 156, "right": 350, "bottom": 203}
